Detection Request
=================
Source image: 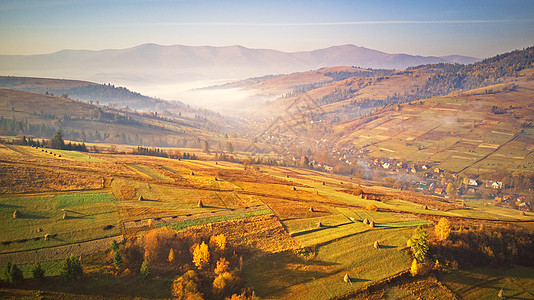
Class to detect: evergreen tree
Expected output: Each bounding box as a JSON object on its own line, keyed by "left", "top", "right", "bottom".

{"left": 31, "top": 263, "right": 45, "bottom": 281}
{"left": 407, "top": 226, "right": 429, "bottom": 262}
{"left": 51, "top": 130, "right": 65, "bottom": 149}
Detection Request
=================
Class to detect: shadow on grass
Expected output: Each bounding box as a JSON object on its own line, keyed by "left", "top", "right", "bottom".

{"left": 377, "top": 244, "right": 397, "bottom": 249}
{"left": 19, "top": 213, "right": 47, "bottom": 220}
{"left": 243, "top": 250, "right": 340, "bottom": 299}
{"left": 0, "top": 203, "right": 22, "bottom": 209}
{"left": 291, "top": 222, "right": 354, "bottom": 237}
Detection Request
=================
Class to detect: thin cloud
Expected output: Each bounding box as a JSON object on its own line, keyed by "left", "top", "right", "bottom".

{"left": 144, "top": 19, "right": 534, "bottom": 27}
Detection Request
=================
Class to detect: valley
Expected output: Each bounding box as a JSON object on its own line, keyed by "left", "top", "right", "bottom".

{"left": 0, "top": 46, "right": 533, "bottom": 299}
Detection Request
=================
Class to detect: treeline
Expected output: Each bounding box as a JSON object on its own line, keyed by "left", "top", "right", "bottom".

{"left": 324, "top": 68, "right": 393, "bottom": 81}
{"left": 431, "top": 227, "right": 534, "bottom": 268}
{"left": 0, "top": 117, "right": 57, "bottom": 138}
{"left": 131, "top": 146, "right": 197, "bottom": 160}
{"left": 413, "top": 46, "right": 534, "bottom": 98}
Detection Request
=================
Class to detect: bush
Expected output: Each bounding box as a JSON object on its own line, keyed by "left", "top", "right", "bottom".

{"left": 434, "top": 218, "right": 451, "bottom": 240}
{"left": 31, "top": 262, "right": 45, "bottom": 281}
{"left": 61, "top": 254, "right": 83, "bottom": 280}
{"left": 4, "top": 262, "right": 23, "bottom": 284}
{"left": 366, "top": 204, "right": 378, "bottom": 211}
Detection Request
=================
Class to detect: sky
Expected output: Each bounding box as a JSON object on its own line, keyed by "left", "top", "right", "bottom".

{"left": 0, "top": 0, "right": 533, "bottom": 58}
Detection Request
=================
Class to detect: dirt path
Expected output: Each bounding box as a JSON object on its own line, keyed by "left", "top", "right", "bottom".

{"left": 0, "top": 235, "right": 123, "bottom": 265}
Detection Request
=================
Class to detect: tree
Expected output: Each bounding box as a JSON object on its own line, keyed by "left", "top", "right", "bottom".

{"left": 210, "top": 234, "right": 226, "bottom": 251}
{"left": 172, "top": 270, "right": 203, "bottom": 299}
{"left": 168, "top": 248, "right": 175, "bottom": 263}
{"left": 434, "top": 218, "right": 451, "bottom": 240}
{"left": 140, "top": 259, "right": 150, "bottom": 279}
{"left": 61, "top": 254, "right": 83, "bottom": 280}
{"left": 203, "top": 140, "right": 210, "bottom": 154}
{"left": 111, "top": 240, "right": 120, "bottom": 252}
{"left": 192, "top": 242, "right": 210, "bottom": 269}
{"left": 212, "top": 271, "right": 243, "bottom": 298}
{"left": 31, "top": 262, "right": 45, "bottom": 281}
{"left": 226, "top": 142, "right": 234, "bottom": 154}
{"left": 410, "top": 258, "right": 419, "bottom": 276}
{"left": 51, "top": 130, "right": 65, "bottom": 149}
{"left": 214, "top": 257, "right": 229, "bottom": 275}
{"left": 407, "top": 226, "right": 429, "bottom": 262}
{"left": 113, "top": 250, "right": 123, "bottom": 271}
{"left": 4, "top": 262, "right": 23, "bottom": 284}
{"left": 446, "top": 183, "right": 456, "bottom": 199}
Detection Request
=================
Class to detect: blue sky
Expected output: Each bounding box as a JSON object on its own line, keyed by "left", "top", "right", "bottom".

{"left": 1, "top": 0, "right": 533, "bottom": 57}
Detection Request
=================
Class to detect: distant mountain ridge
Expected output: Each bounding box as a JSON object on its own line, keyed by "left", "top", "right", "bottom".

{"left": 0, "top": 44, "right": 479, "bottom": 84}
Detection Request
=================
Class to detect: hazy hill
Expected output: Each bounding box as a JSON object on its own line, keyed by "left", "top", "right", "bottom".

{"left": 0, "top": 88, "right": 221, "bottom": 147}
{"left": 0, "top": 44, "right": 478, "bottom": 85}
{"left": 0, "top": 76, "right": 190, "bottom": 113}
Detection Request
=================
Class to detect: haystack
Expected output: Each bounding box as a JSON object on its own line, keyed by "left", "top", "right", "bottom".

{"left": 374, "top": 241, "right": 379, "bottom": 249}
{"left": 343, "top": 273, "right": 351, "bottom": 283}
{"left": 197, "top": 199, "right": 204, "bottom": 208}
{"left": 363, "top": 218, "right": 369, "bottom": 225}
{"left": 13, "top": 210, "right": 21, "bottom": 219}
{"left": 292, "top": 187, "right": 297, "bottom": 191}
{"left": 317, "top": 222, "right": 322, "bottom": 228}
{"left": 62, "top": 210, "right": 67, "bottom": 219}
{"left": 139, "top": 196, "right": 144, "bottom": 201}
{"left": 191, "top": 171, "right": 195, "bottom": 175}
{"left": 309, "top": 207, "right": 314, "bottom": 212}
{"left": 370, "top": 221, "right": 375, "bottom": 228}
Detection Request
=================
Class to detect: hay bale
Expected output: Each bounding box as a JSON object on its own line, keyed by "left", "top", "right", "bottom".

{"left": 292, "top": 187, "right": 297, "bottom": 191}
{"left": 286, "top": 175, "right": 290, "bottom": 178}
{"left": 370, "top": 221, "right": 375, "bottom": 228}
{"left": 13, "top": 210, "right": 21, "bottom": 219}
{"left": 44, "top": 234, "right": 49, "bottom": 241}
{"left": 423, "top": 205, "right": 428, "bottom": 210}
{"left": 363, "top": 218, "right": 369, "bottom": 225}
{"left": 374, "top": 241, "right": 379, "bottom": 249}
{"left": 62, "top": 211, "right": 67, "bottom": 219}
{"left": 37, "top": 227, "right": 42, "bottom": 233}
{"left": 214, "top": 177, "right": 218, "bottom": 181}
{"left": 322, "top": 181, "right": 325, "bottom": 185}
{"left": 317, "top": 222, "right": 322, "bottom": 228}
{"left": 340, "top": 181, "right": 343, "bottom": 184}
{"left": 309, "top": 207, "right": 314, "bottom": 212}
{"left": 197, "top": 199, "right": 204, "bottom": 208}
{"left": 191, "top": 171, "right": 195, "bottom": 176}
{"left": 139, "top": 196, "right": 144, "bottom": 201}
{"left": 343, "top": 273, "right": 351, "bottom": 283}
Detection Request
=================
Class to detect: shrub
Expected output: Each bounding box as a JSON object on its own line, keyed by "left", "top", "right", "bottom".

{"left": 61, "top": 254, "right": 83, "bottom": 280}
{"left": 31, "top": 262, "right": 45, "bottom": 281}
{"left": 366, "top": 204, "right": 378, "bottom": 211}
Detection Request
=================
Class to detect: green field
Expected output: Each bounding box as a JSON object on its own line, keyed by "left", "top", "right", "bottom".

{"left": 0, "top": 193, "right": 120, "bottom": 253}
{"left": 244, "top": 227, "right": 414, "bottom": 299}
{"left": 440, "top": 266, "right": 534, "bottom": 299}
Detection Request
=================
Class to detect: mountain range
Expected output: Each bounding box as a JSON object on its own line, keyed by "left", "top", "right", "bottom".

{"left": 0, "top": 44, "right": 478, "bottom": 85}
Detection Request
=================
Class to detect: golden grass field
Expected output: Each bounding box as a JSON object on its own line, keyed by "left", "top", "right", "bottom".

{"left": 1, "top": 143, "right": 533, "bottom": 299}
